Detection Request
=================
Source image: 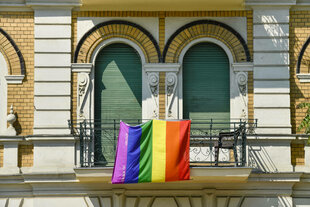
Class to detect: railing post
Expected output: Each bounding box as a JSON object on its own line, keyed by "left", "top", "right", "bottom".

{"left": 79, "top": 122, "right": 84, "bottom": 167}
{"left": 241, "top": 124, "right": 247, "bottom": 167}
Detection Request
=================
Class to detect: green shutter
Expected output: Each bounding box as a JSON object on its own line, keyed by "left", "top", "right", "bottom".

{"left": 94, "top": 43, "right": 142, "bottom": 166}
{"left": 183, "top": 42, "right": 230, "bottom": 121}
{"left": 94, "top": 43, "right": 142, "bottom": 121}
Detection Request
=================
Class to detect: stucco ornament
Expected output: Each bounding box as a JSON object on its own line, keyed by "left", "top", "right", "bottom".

{"left": 147, "top": 72, "right": 159, "bottom": 118}
{"left": 78, "top": 73, "right": 90, "bottom": 119}
{"left": 236, "top": 72, "right": 248, "bottom": 119}
{"left": 6, "top": 105, "right": 16, "bottom": 135}
{"left": 166, "top": 72, "right": 178, "bottom": 117}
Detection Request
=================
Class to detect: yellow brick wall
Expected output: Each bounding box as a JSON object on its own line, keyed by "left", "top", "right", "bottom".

{"left": 290, "top": 11, "right": 310, "bottom": 133}
{"left": 0, "top": 145, "right": 3, "bottom": 167}
{"left": 0, "top": 12, "right": 34, "bottom": 135}
{"left": 72, "top": 11, "right": 253, "bottom": 120}
{"left": 18, "top": 144, "right": 33, "bottom": 167}
{"left": 291, "top": 141, "right": 305, "bottom": 165}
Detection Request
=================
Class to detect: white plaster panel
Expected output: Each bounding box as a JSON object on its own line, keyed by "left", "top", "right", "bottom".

{"left": 152, "top": 198, "right": 178, "bottom": 207}
{"left": 241, "top": 197, "right": 279, "bottom": 206}
{"left": 254, "top": 108, "right": 291, "bottom": 126}
{"left": 176, "top": 197, "right": 191, "bottom": 207}
{"left": 35, "top": 39, "right": 71, "bottom": 53}
{"left": 248, "top": 140, "right": 292, "bottom": 172}
{"left": 34, "top": 111, "right": 70, "bottom": 127}
{"left": 294, "top": 198, "right": 310, "bottom": 207}
{"left": 7, "top": 198, "right": 23, "bottom": 207}
{"left": 34, "top": 82, "right": 70, "bottom": 95}
{"left": 165, "top": 17, "right": 247, "bottom": 44}
{"left": 35, "top": 9, "right": 71, "bottom": 24}
{"left": 33, "top": 128, "right": 71, "bottom": 134}
{"left": 254, "top": 94, "right": 290, "bottom": 107}
{"left": 254, "top": 127, "right": 291, "bottom": 134}
{"left": 35, "top": 68, "right": 71, "bottom": 81}
{"left": 35, "top": 25, "right": 71, "bottom": 38}
{"left": 254, "top": 66, "right": 289, "bottom": 79}
{"left": 35, "top": 53, "right": 71, "bottom": 67}
{"left": 254, "top": 80, "right": 290, "bottom": 93}
{"left": 3, "top": 143, "right": 18, "bottom": 168}
{"left": 125, "top": 197, "right": 136, "bottom": 207}
{"left": 254, "top": 38, "right": 289, "bottom": 51}
{"left": 33, "top": 197, "right": 87, "bottom": 207}
{"left": 77, "top": 17, "right": 159, "bottom": 43}
{"left": 254, "top": 52, "right": 289, "bottom": 65}
{"left": 35, "top": 97, "right": 71, "bottom": 110}
{"left": 253, "top": 24, "right": 289, "bottom": 37}
{"left": 253, "top": 9, "right": 289, "bottom": 23}
{"left": 228, "top": 197, "right": 241, "bottom": 207}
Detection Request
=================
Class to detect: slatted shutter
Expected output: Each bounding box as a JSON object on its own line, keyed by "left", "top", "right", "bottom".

{"left": 183, "top": 42, "right": 230, "bottom": 121}
{"left": 94, "top": 43, "right": 142, "bottom": 166}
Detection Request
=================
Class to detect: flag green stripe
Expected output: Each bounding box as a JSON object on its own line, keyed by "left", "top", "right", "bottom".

{"left": 138, "top": 120, "right": 153, "bottom": 182}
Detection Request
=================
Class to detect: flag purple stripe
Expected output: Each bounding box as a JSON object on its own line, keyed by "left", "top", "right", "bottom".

{"left": 124, "top": 126, "right": 142, "bottom": 183}
{"left": 111, "top": 122, "right": 129, "bottom": 184}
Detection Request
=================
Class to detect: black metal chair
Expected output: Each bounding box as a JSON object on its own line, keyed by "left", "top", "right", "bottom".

{"left": 214, "top": 128, "right": 241, "bottom": 166}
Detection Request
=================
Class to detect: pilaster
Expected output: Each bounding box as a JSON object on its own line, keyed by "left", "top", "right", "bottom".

{"left": 33, "top": 8, "right": 72, "bottom": 134}
{"left": 252, "top": 7, "right": 291, "bottom": 133}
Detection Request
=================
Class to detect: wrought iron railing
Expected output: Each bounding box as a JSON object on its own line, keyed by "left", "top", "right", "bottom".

{"left": 68, "top": 119, "right": 257, "bottom": 168}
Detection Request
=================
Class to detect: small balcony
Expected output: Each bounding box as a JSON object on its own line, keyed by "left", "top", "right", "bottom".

{"left": 69, "top": 119, "right": 257, "bottom": 169}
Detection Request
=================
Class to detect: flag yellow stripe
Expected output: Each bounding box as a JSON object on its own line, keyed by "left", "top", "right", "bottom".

{"left": 152, "top": 120, "right": 166, "bottom": 182}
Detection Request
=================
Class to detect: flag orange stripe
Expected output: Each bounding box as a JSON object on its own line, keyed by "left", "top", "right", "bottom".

{"left": 178, "top": 121, "right": 190, "bottom": 180}
{"left": 165, "top": 121, "right": 180, "bottom": 182}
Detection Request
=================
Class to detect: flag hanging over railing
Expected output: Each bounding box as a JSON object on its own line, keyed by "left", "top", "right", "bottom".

{"left": 111, "top": 119, "right": 191, "bottom": 184}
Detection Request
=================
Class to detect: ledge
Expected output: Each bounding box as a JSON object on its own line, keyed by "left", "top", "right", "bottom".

{"left": 297, "top": 73, "right": 310, "bottom": 82}
{"left": 5, "top": 75, "right": 25, "bottom": 84}
{"left": 74, "top": 167, "right": 252, "bottom": 183}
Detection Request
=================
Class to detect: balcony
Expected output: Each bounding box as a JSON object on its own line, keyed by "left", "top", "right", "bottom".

{"left": 69, "top": 119, "right": 257, "bottom": 169}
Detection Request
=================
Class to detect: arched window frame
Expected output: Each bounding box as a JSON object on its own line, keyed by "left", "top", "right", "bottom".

{"left": 174, "top": 37, "right": 250, "bottom": 120}
{"left": 73, "top": 37, "right": 159, "bottom": 121}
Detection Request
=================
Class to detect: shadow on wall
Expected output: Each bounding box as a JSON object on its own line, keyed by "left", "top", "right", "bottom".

{"left": 247, "top": 144, "right": 278, "bottom": 173}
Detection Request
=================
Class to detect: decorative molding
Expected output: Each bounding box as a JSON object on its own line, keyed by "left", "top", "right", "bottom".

{"left": 5, "top": 75, "right": 24, "bottom": 84}
{"left": 236, "top": 72, "right": 248, "bottom": 96}
{"left": 71, "top": 63, "right": 92, "bottom": 73}
{"left": 232, "top": 62, "right": 254, "bottom": 72}
{"left": 297, "top": 73, "right": 310, "bottom": 82}
{"left": 166, "top": 72, "right": 178, "bottom": 118}
{"left": 77, "top": 73, "right": 90, "bottom": 119}
{"left": 146, "top": 72, "right": 159, "bottom": 118}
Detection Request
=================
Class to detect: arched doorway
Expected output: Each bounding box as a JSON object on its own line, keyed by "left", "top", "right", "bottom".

{"left": 94, "top": 43, "right": 142, "bottom": 166}
{"left": 182, "top": 42, "right": 230, "bottom": 121}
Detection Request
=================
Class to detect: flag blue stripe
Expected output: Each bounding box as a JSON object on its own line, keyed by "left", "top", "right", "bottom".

{"left": 124, "top": 125, "right": 142, "bottom": 183}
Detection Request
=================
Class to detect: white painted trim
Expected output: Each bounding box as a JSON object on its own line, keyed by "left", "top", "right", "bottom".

{"left": 297, "top": 73, "right": 310, "bottom": 82}
{"left": 144, "top": 63, "right": 181, "bottom": 72}
{"left": 5, "top": 75, "right": 25, "bottom": 84}
{"left": 232, "top": 62, "right": 254, "bottom": 72}
{"left": 71, "top": 63, "right": 92, "bottom": 73}
{"left": 177, "top": 37, "right": 248, "bottom": 120}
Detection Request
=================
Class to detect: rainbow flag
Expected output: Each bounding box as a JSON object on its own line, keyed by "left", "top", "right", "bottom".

{"left": 111, "top": 119, "right": 191, "bottom": 184}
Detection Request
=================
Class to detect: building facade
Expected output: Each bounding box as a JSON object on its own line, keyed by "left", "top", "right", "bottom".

{"left": 0, "top": 0, "right": 310, "bottom": 206}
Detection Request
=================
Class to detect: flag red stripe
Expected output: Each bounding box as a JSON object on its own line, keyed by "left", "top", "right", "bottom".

{"left": 178, "top": 120, "right": 190, "bottom": 180}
